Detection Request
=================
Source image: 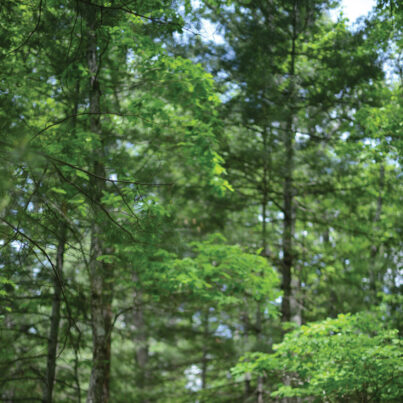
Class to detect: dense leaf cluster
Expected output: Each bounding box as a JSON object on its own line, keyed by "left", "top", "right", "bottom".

{"left": 0, "top": 0, "right": 401, "bottom": 402}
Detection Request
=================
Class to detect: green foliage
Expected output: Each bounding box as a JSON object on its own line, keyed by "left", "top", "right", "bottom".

{"left": 233, "top": 313, "right": 403, "bottom": 402}
{"left": 173, "top": 234, "right": 280, "bottom": 306}
{"left": 0, "top": 0, "right": 402, "bottom": 401}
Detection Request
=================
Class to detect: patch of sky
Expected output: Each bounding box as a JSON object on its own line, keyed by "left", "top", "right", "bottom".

{"left": 296, "top": 132, "right": 309, "bottom": 143}
{"left": 11, "top": 240, "right": 24, "bottom": 252}
{"left": 117, "top": 140, "right": 141, "bottom": 156}
{"left": 184, "top": 364, "right": 202, "bottom": 391}
{"left": 214, "top": 323, "right": 232, "bottom": 338}
{"left": 33, "top": 267, "right": 40, "bottom": 278}
{"left": 330, "top": 0, "right": 399, "bottom": 83}
{"left": 47, "top": 76, "right": 57, "bottom": 85}
{"left": 258, "top": 214, "right": 270, "bottom": 223}
{"left": 385, "top": 267, "right": 403, "bottom": 288}
{"left": 126, "top": 48, "right": 135, "bottom": 65}
{"left": 198, "top": 18, "right": 225, "bottom": 45}
{"left": 220, "top": 81, "right": 240, "bottom": 103}
{"left": 192, "top": 311, "right": 202, "bottom": 326}
{"left": 190, "top": 0, "right": 227, "bottom": 44}
{"left": 363, "top": 138, "right": 377, "bottom": 146}
{"left": 329, "top": 0, "right": 376, "bottom": 26}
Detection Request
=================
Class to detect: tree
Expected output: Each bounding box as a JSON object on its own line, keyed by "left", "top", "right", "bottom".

{"left": 0, "top": 0, "right": 402, "bottom": 402}
{"left": 232, "top": 312, "right": 403, "bottom": 402}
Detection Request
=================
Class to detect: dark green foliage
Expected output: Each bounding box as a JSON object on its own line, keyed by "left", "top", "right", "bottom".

{"left": 233, "top": 312, "right": 403, "bottom": 402}
{"left": 0, "top": 0, "right": 401, "bottom": 402}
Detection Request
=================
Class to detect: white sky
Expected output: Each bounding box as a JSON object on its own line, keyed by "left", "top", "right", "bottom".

{"left": 331, "top": 0, "right": 376, "bottom": 23}
{"left": 200, "top": 0, "right": 377, "bottom": 43}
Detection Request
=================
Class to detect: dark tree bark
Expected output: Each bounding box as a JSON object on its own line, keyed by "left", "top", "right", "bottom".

{"left": 370, "top": 163, "right": 384, "bottom": 302}
{"left": 280, "top": 4, "right": 298, "bottom": 401}
{"left": 201, "top": 310, "right": 209, "bottom": 392}
{"left": 42, "top": 225, "right": 66, "bottom": 402}
{"left": 85, "top": 6, "right": 114, "bottom": 403}
{"left": 281, "top": 1, "right": 297, "bottom": 324}
{"left": 256, "top": 128, "right": 269, "bottom": 403}
{"left": 133, "top": 277, "right": 150, "bottom": 402}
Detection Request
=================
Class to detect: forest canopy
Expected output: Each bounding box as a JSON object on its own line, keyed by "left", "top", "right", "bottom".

{"left": 0, "top": 0, "right": 402, "bottom": 402}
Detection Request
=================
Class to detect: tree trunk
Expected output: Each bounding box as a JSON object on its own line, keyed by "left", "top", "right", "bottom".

{"left": 370, "top": 164, "right": 384, "bottom": 302}
{"left": 280, "top": 4, "right": 298, "bottom": 402}
{"left": 242, "top": 311, "right": 252, "bottom": 401}
{"left": 256, "top": 128, "right": 269, "bottom": 403}
{"left": 42, "top": 225, "right": 66, "bottom": 402}
{"left": 281, "top": 103, "right": 295, "bottom": 323}
{"left": 133, "top": 277, "right": 150, "bottom": 402}
{"left": 281, "top": 1, "right": 297, "bottom": 324}
{"left": 85, "top": 6, "right": 114, "bottom": 403}
{"left": 201, "top": 310, "right": 209, "bottom": 391}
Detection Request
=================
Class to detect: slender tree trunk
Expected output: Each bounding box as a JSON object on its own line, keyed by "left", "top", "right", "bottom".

{"left": 281, "top": 1, "right": 297, "bottom": 324}
{"left": 43, "top": 225, "right": 66, "bottom": 402}
{"left": 256, "top": 128, "right": 269, "bottom": 403}
{"left": 43, "top": 66, "right": 80, "bottom": 403}
{"left": 370, "top": 164, "right": 384, "bottom": 302}
{"left": 85, "top": 7, "right": 114, "bottom": 403}
{"left": 323, "top": 227, "right": 338, "bottom": 318}
{"left": 281, "top": 5, "right": 298, "bottom": 402}
{"left": 73, "top": 332, "right": 82, "bottom": 403}
{"left": 133, "top": 276, "right": 150, "bottom": 402}
{"left": 256, "top": 302, "right": 263, "bottom": 403}
{"left": 241, "top": 310, "right": 252, "bottom": 401}
{"left": 87, "top": 229, "right": 114, "bottom": 403}
{"left": 281, "top": 106, "right": 295, "bottom": 323}
{"left": 72, "top": 78, "right": 82, "bottom": 403}
{"left": 201, "top": 310, "right": 209, "bottom": 391}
